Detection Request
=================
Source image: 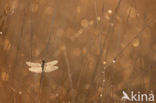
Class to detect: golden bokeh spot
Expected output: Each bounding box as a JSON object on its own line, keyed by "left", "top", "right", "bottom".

{"left": 3, "top": 39, "right": 11, "bottom": 51}
{"left": 89, "top": 20, "right": 94, "bottom": 25}
{"left": 76, "top": 6, "right": 81, "bottom": 13}
{"left": 96, "top": 16, "right": 101, "bottom": 21}
{"left": 21, "top": 53, "right": 24, "bottom": 57}
{"left": 103, "top": 61, "right": 107, "bottom": 65}
{"left": 132, "top": 39, "right": 140, "bottom": 47}
{"left": 108, "top": 9, "right": 112, "bottom": 14}
{"left": 78, "top": 29, "right": 83, "bottom": 34}
{"left": 81, "top": 19, "right": 89, "bottom": 28}
{"left": 82, "top": 48, "right": 87, "bottom": 55}
{"left": 1, "top": 72, "right": 9, "bottom": 81}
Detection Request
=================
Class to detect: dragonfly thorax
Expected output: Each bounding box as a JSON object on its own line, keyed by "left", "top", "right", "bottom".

{"left": 41, "top": 60, "right": 45, "bottom": 71}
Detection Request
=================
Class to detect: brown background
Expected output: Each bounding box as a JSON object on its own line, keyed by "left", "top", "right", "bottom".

{"left": 0, "top": 0, "right": 156, "bottom": 102}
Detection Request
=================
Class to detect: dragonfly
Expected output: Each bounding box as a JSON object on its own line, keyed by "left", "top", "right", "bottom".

{"left": 26, "top": 60, "right": 59, "bottom": 98}
{"left": 26, "top": 60, "right": 59, "bottom": 73}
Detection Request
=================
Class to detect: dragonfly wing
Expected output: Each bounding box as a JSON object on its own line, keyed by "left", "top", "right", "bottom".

{"left": 28, "top": 67, "right": 42, "bottom": 73}
{"left": 26, "top": 61, "right": 41, "bottom": 67}
{"left": 44, "top": 66, "right": 59, "bottom": 73}
{"left": 46, "top": 60, "right": 58, "bottom": 66}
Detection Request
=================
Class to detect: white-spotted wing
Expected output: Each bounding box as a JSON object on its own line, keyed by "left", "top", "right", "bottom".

{"left": 44, "top": 60, "right": 58, "bottom": 72}
{"left": 26, "top": 60, "right": 59, "bottom": 73}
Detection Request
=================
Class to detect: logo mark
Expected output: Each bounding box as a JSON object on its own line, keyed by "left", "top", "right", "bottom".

{"left": 121, "top": 91, "right": 155, "bottom": 102}
{"left": 121, "top": 91, "right": 131, "bottom": 101}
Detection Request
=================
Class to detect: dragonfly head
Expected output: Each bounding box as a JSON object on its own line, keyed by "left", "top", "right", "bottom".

{"left": 42, "top": 60, "right": 45, "bottom": 64}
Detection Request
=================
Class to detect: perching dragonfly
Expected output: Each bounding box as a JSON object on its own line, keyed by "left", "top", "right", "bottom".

{"left": 26, "top": 60, "right": 59, "bottom": 73}
{"left": 26, "top": 60, "right": 59, "bottom": 97}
